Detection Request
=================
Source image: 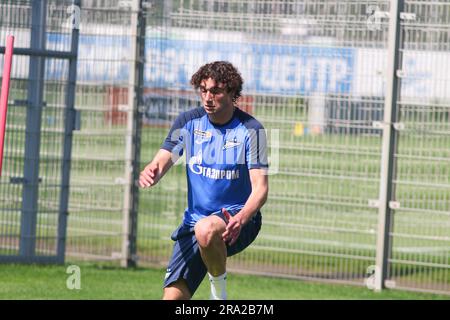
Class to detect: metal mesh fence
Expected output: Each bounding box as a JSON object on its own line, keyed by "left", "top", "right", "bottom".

{"left": 0, "top": 0, "right": 75, "bottom": 259}
{"left": 0, "top": 0, "right": 448, "bottom": 295}
{"left": 64, "top": 3, "right": 133, "bottom": 261}
{"left": 0, "top": 2, "right": 28, "bottom": 256}
{"left": 137, "top": 0, "right": 388, "bottom": 286}
{"left": 137, "top": 0, "right": 449, "bottom": 294}
{"left": 387, "top": 0, "right": 450, "bottom": 294}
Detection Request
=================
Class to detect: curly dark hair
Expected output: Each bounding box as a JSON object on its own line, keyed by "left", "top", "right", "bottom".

{"left": 190, "top": 61, "right": 243, "bottom": 102}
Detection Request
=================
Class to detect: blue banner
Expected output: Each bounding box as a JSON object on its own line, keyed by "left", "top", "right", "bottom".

{"left": 45, "top": 33, "right": 354, "bottom": 95}
{"left": 144, "top": 39, "right": 354, "bottom": 95}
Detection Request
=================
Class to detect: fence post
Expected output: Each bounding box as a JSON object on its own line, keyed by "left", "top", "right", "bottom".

{"left": 19, "top": 0, "right": 47, "bottom": 259}
{"left": 121, "top": 0, "right": 145, "bottom": 268}
{"left": 374, "top": 0, "right": 404, "bottom": 291}
{"left": 57, "top": 0, "right": 81, "bottom": 264}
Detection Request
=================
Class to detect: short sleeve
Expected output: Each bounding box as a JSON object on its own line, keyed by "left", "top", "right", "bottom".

{"left": 161, "top": 113, "right": 188, "bottom": 156}
{"left": 245, "top": 122, "right": 269, "bottom": 170}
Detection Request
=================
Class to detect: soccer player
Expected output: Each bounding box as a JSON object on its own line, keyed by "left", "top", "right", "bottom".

{"left": 139, "top": 61, "right": 269, "bottom": 300}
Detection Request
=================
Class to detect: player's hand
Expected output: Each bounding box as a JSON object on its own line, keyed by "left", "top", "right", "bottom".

{"left": 139, "top": 163, "right": 160, "bottom": 188}
{"left": 221, "top": 208, "right": 242, "bottom": 246}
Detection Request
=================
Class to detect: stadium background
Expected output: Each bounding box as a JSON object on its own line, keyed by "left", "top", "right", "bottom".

{"left": 0, "top": 0, "right": 448, "bottom": 295}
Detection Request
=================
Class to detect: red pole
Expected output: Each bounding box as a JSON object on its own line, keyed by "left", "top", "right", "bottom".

{"left": 0, "top": 35, "right": 15, "bottom": 177}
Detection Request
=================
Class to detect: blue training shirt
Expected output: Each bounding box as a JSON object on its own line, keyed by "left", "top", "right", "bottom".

{"left": 161, "top": 107, "right": 268, "bottom": 227}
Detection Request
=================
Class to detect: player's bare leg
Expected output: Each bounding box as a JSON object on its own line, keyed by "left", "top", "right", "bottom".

{"left": 194, "top": 215, "right": 228, "bottom": 299}
{"left": 163, "top": 278, "right": 191, "bottom": 300}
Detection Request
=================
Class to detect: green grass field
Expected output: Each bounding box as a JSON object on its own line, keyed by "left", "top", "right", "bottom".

{"left": 0, "top": 262, "right": 448, "bottom": 300}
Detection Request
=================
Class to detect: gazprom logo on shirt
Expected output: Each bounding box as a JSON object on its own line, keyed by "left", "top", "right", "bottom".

{"left": 188, "top": 150, "right": 240, "bottom": 180}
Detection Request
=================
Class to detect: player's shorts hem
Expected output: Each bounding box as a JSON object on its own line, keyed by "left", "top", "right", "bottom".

{"left": 163, "top": 211, "right": 262, "bottom": 296}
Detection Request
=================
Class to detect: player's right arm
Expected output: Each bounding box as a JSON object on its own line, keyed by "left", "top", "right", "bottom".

{"left": 139, "top": 149, "right": 175, "bottom": 188}
{"left": 140, "top": 108, "right": 199, "bottom": 188}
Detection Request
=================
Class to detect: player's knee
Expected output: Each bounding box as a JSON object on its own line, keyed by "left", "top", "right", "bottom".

{"left": 163, "top": 280, "right": 191, "bottom": 300}
{"left": 194, "top": 218, "right": 223, "bottom": 248}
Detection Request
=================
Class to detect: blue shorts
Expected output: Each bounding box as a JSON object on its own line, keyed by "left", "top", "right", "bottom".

{"left": 163, "top": 210, "right": 262, "bottom": 296}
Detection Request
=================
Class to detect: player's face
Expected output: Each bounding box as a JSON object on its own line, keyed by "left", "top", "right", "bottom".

{"left": 199, "top": 78, "right": 234, "bottom": 117}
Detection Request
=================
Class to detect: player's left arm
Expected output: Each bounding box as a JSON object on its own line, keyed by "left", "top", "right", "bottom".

{"left": 222, "top": 168, "right": 268, "bottom": 245}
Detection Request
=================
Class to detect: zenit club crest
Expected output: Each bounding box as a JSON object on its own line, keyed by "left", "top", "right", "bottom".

{"left": 223, "top": 137, "right": 241, "bottom": 150}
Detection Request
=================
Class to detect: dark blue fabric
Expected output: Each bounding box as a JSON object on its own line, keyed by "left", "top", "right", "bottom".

{"left": 163, "top": 211, "right": 262, "bottom": 296}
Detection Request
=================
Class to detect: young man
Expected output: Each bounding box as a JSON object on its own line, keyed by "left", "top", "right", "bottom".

{"left": 139, "top": 61, "right": 269, "bottom": 300}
